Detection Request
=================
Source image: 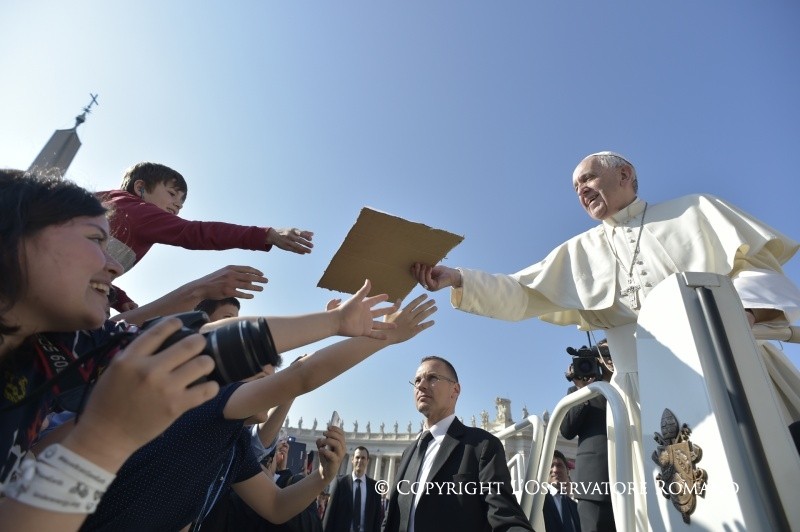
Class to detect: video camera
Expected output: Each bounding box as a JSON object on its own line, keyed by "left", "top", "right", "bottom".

{"left": 564, "top": 343, "right": 610, "bottom": 382}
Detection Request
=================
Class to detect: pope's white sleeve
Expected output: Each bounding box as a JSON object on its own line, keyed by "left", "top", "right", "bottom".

{"left": 732, "top": 268, "right": 800, "bottom": 324}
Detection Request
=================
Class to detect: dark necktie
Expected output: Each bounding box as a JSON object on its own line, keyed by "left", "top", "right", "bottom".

{"left": 559, "top": 495, "right": 576, "bottom": 532}
{"left": 353, "top": 478, "right": 362, "bottom": 532}
{"left": 398, "top": 431, "right": 433, "bottom": 532}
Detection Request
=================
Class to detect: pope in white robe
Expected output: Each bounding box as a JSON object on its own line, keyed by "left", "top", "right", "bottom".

{"left": 412, "top": 151, "right": 800, "bottom": 526}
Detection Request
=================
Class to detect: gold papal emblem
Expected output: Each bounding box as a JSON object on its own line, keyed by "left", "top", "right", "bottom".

{"left": 652, "top": 408, "right": 707, "bottom": 524}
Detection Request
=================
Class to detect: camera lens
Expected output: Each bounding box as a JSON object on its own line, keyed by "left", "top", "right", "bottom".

{"left": 205, "top": 318, "right": 276, "bottom": 384}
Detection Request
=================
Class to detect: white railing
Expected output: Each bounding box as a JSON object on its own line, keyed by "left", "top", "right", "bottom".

{"left": 751, "top": 324, "right": 800, "bottom": 343}
{"left": 494, "top": 415, "right": 546, "bottom": 503}
{"left": 493, "top": 382, "right": 635, "bottom": 532}
{"left": 490, "top": 317, "right": 797, "bottom": 531}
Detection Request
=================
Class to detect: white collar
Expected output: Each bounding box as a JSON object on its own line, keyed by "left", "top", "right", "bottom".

{"left": 602, "top": 197, "right": 646, "bottom": 227}
{"left": 425, "top": 413, "right": 456, "bottom": 441}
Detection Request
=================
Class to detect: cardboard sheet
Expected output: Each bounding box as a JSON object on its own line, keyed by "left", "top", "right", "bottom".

{"left": 318, "top": 207, "right": 464, "bottom": 301}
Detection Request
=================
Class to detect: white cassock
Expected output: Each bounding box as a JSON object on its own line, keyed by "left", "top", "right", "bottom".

{"left": 453, "top": 194, "right": 800, "bottom": 414}
{"left": 451, "top": 194, "right": 800, "bottom": 524}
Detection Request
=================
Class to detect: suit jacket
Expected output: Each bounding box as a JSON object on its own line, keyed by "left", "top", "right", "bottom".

{"left": 324, "top": 474, "right": 382, "bottom": 532}
{"left": 542, "top": 493, "right": 581, "bottom": 532}
{"left": 382, "top": 418, "right": 533, "bottom": 532}
{"left": 560, "top": 387, "right": 610, "bottom": 503}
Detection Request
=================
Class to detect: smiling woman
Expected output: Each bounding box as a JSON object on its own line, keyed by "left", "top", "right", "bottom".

{"left": 0, "top": 169, "right": 219, "bottom": 531}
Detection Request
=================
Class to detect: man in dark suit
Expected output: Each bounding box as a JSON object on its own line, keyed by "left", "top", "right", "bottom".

{"left": 559, "top": 342, "right": 615, "bottom": 532}
{"left": 541, "top": 450, "right": 581, "bottom": 532}
{"left": 323, "top": 446, "right": 382, "bottom": 532}
{"left": 382, "top": 356, "right": 533, "bottom": 532}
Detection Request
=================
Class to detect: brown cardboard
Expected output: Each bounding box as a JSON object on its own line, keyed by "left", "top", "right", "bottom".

{"left": 318, "top": 207, "right": 464, "bottom": 301}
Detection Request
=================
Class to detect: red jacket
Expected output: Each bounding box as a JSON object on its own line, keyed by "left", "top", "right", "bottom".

{"left": 97, "top": 189, "right": 271, "bottom": 310}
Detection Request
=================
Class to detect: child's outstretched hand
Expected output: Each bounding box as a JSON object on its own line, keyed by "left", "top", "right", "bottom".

{"left": 383, "top": 294, "right": 437, "bottom": 345}
{"left": 331, "top": 280, "right": 398, "bottom": 340}
{"left": 266, "top": 227, "right": 314, "bottom": 254}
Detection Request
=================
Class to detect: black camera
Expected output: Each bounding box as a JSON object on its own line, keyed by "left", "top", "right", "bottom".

{"left": 565, "top": 344, "right": 608, "bottom": 382}
{"left": 141, "top": 311, "right": 279, "bottom": 385}
{"left": 50, "top": 311, "right": 279, "bottom": 414}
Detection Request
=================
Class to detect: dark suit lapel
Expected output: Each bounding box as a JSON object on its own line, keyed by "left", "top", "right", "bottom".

{"left": 365, "top": 477, "right": 378, "bottom": 530}
{"left": 568, "top": 498, "right": 581, "bottom": 531}
{"left": 424, "top": 417, "right": 465, "bottom": 482}
{"left": 395, "top": 437, "right": 417, "bottom": 482}
{"left": 341, "top": 475, "right": 354, "bottom": 524}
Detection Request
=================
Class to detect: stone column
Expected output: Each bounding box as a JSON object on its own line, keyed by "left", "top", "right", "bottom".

{"left": 386, "top": 455, "right": 398, "bottom": 489}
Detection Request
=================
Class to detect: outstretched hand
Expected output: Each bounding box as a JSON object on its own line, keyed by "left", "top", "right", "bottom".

{"left": 332, "top": 280, "right": 398, "bottom": 340}
{"left": 266, "top": 227, "right": 314, "bottom": 254}
{"left": 383, "top": 294, "right": 437, "bottom": 344}
{"left": 189, "top": 265, "right": 268, "bottom": 301}
{"left": 411, "top": 263, "right": 462, "bottom": 291}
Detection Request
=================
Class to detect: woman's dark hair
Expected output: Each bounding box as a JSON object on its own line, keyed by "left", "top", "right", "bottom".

{"left": 0, "top": 169, "right": 106, "bottom": 339}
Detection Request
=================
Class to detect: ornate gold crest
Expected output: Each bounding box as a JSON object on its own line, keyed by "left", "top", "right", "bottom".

{"left": 652, "top": 408, "right": 707, "bottom": 524}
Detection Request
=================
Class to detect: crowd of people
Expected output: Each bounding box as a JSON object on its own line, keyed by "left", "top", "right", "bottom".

{"left": 2, "top": 148, "right": 799, "bottom": 532}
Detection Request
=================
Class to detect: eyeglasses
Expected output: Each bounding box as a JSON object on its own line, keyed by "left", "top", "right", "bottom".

{"left": 409, "top": 373, "right": 457, "bottom": 390}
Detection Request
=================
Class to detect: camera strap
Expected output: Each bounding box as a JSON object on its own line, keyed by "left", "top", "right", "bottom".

{"left": 0, "top": 334, "right": 129, "bottom": 414}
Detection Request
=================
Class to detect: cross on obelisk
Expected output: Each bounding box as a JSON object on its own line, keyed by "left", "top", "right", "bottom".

{"left": 28, "top": 93, "right": 99, "bottom": 178}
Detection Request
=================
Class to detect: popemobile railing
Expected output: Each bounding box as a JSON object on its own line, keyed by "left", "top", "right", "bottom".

{"left": 493, "top": 322, "right": 798, "bottom": 532}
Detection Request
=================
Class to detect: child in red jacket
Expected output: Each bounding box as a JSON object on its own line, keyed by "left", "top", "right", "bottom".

{"left": 98, "top": 162, "right": 314, "bottom": 311}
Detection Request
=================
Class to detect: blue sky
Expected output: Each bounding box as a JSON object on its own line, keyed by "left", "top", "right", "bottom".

{"left": 2, "top": 1, "right": 798, "bottom": 434}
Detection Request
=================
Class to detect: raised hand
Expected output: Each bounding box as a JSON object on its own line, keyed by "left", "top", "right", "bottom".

{"left": 383, "top": 294, "right": 437, "bottom": 344}
{"left": 411, "top": 263, "right": 462, "bottom": 291}
{"left": 266, "top": 228, "right": 314, "bottom": 254}
{"left": 189, "top": 265, "right": 268, "bottom": 301}
{"left": 331, "top": 280, "right": 398, "bottom": 340}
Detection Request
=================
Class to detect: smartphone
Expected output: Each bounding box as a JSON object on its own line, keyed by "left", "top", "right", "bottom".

{"left": 325, "top": 410, "right": 341, "bottom": 451}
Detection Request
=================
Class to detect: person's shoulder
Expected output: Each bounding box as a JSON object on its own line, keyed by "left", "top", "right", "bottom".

{"left": 657, "top": 193, "right": 723, "bottom": 208}
{"left": 97, "top": 189, "right": 136, "bottom": 202}
{"left": 456, "top": 421, "right": 501, "bottom": 445}
{"left": 564, "top": 223, "right": 603, "bottom": 243}
{"left": 192, "top": 381, "right": 239, "bottom": 415}
{"left": 651, "top": 194, "right": 734, "bottom": 220}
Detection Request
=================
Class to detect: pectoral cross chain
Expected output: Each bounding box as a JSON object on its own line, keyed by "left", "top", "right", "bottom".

{"left": 605, "top": 202, "right": 649, "bottom": 311}
{"left": 621, "top": 279, "right": 641, "bottom": 310}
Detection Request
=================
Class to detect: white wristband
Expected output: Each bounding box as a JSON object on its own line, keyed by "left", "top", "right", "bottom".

{"left": 37, "top": 443, "right": 115, "bottom": 491}
{"left": 2, "top": 444, "right": 116, "bottom": 514}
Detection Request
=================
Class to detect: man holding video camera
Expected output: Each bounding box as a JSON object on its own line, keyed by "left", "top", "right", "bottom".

{"left": 559, "top": 340, "right": 615, "bottom": 532}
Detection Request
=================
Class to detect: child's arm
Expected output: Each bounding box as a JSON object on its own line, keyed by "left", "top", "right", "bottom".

{"left": 113, "top": 193, "right": 313, "bottom": 255}
{"left": 223, "top": 293, "right": 436, "bottom": 420}
{"left": 232, "top": 426, "right": 345, "bottom": 523}
{"left": 112, "top": 265, "right": 267, "bottom": 326}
